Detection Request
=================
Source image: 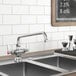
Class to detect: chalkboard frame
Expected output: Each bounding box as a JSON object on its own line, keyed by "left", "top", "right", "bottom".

{"left": 51, "top": 0, "right": 76, "bottom": 26}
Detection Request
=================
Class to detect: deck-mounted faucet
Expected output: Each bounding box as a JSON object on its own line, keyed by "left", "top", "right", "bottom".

{"left": 9, "top": 32, "right": 47, "bottom": 62}
{"left": 16, "top": 32, "right": 47, "bottom": 47}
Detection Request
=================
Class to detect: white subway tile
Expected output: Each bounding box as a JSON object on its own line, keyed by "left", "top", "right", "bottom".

{"left": 0, "top": 36, "right": 3, "bottom": 45}
{"left": 3, "top": 35, "right": 18, "bottom": 45}
{"left": 0, "top": 15, "right": 2, "bottom": 24}
{"left": 58, "top": 27, "right": 70, "bottom": 32}
{"left": 28, "top": 36, "right": 37, "bottom": 43}
{"left": 22, "top": 15, "right": 36, "bottom": 24}
{"left": 30, "top": 24, "right": 44, "bottom": 33}
{"left": 20, "top": 43, "right": 27, "bottom": 49}
{"left": 13, "top": 6, "right": 29, "bottom": 14}
{"left": 0, "top": 5, "right": 11, "bottom": 14}
{"left": 45, "top": 24, "right": 52, "bottom": 32}
{"left": 7, "top": 45, "right": 14, "bottom": 51}
{"left": 37, "top": 0, "right": 50, "bottom": 6}
{"left": 3, "top": 0, "right": 21, "bottom": 4}
{"left": 45, "top": 6, "right": 50, "bottom": 15}
{"left": 70, "top": 26, "right": 76, "bottom": 31}
{"left": 12, "top": 25, "right": 29, "bottom": 34}
{"left": 0, "top": 46, "right": 7, "bottom": 56}
{"left": 50, "top": 27, "right": 58, "bottom": 32}
{"left": 51, "top": 32, "right": 64, "bottom": 40}
{"left": 37, "top": 15, "right": 50, "bottom": 24}
{"left": 44, "top": 40, "right": 58, "bottom": 50}
{"left": 22, "top": 0, "right": 37, "bottom": 5}
{"left": 20, "top": 36, "right": 29, "bottom": 44}
{"left": 29, "top": 42, "right": 44, "bottom": 52}
{"left": 36, "top": 35, "right": 44, "bottom": 42}
{"left": 20, "top": 36, "right": 37, "bottom": 43}
{"left": 0, "top": 0, "right": 2, "bottom": 3}
{"left": 0, "top": 25, "right": 12, "bottom": 35}
{"left": 30, "top": 6, "right": 44, "bottom": 15}
{"left": 0, "top": 0, "right": 76, "bottom": 55}
{"left": 3, "top": 15, "right": 20, "bottom": 24}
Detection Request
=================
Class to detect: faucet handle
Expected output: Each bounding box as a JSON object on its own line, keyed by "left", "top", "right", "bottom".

{"left": 69, "top": 35, "right": 73, "bottom": 41}
{"left": 43, "top": 32, "right": 48, "bottom": 42}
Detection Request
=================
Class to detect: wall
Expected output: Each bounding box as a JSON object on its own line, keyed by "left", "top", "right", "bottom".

{"left": 0, "top": 0, "right": 76, "bottom": 56}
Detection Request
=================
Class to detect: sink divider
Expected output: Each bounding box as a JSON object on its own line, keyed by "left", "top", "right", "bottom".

{"left": 57, "top": 57, "right": 59, "bottom": 67}
{"left": 25, "top": 59, "right": 68, "bottom": 73}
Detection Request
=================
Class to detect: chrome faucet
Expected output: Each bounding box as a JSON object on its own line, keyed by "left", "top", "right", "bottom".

{"left": 9, "top": 32, "right": 47, "bottom": 62}
{"left": 16, "top": 32, "right": 47, "bottom": 47}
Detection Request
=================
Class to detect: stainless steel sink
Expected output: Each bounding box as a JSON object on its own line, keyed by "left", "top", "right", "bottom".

{"left": 35, "top": 56, "right": 76, "bottom": 71}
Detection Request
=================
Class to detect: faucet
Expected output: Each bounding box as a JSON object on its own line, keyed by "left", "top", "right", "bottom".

{"left": 68, "top": 35, "right": 73, "bottom": 51}
{"left": 9, "top": 32, "right": 47, "bottom": 62}
{"left": 16, "top": 32, "right": 47, "bottom": 47}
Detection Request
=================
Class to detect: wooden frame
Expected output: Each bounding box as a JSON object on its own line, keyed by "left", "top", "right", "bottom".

{"left": 51, "top": 0, "right": 76, "bottom": 26}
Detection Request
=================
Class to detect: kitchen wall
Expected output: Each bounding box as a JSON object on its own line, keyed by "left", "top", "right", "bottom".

{"left": 0, "top": 0, "right": 76, "bottom": 56}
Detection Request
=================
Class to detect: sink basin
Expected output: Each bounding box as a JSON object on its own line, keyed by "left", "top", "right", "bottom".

{"left": 26, "top": 62, "right": 61, "bottom": 76}
{"left": 35, "top": 56, "right": 76, "bottom": 71}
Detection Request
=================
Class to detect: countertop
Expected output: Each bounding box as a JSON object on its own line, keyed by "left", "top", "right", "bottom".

{"left": 64, "top": 73, "right": 76, "bottom": 76}
{"left": 0, "top": 49, "right": 55, "bottom": 61}
{"left": 55, "top": 71, "right": 76, "bottom": 76}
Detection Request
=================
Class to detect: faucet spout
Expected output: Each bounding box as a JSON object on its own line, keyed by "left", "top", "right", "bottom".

{"left": 16, "top": 32, "right": 47, "bottom": 47}
{"left": 43, "top": 32, "right": 47, "bottom": 42}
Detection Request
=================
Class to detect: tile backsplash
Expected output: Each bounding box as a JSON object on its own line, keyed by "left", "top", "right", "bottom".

{"left": 0, "top": 0, "right": 76, "bottom": 56}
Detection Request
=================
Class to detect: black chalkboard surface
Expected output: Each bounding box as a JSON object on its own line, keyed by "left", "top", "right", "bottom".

{"left": 57, "top": 0, "right": 76, "bottom": 21}
{"left": 51, "top": 0, "right": 76, "bottom": 26}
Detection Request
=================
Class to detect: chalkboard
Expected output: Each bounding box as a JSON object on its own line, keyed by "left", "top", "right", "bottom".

{"left": 51, "top": 0, "right": 76, "bottom": 26}
{"left": 56, "top": 0, "right": 76, "bottom": 21}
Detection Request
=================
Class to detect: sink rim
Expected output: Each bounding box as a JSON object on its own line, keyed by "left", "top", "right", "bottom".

{"left": 52, "top": 70, "right": 76, "bottom": 76}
